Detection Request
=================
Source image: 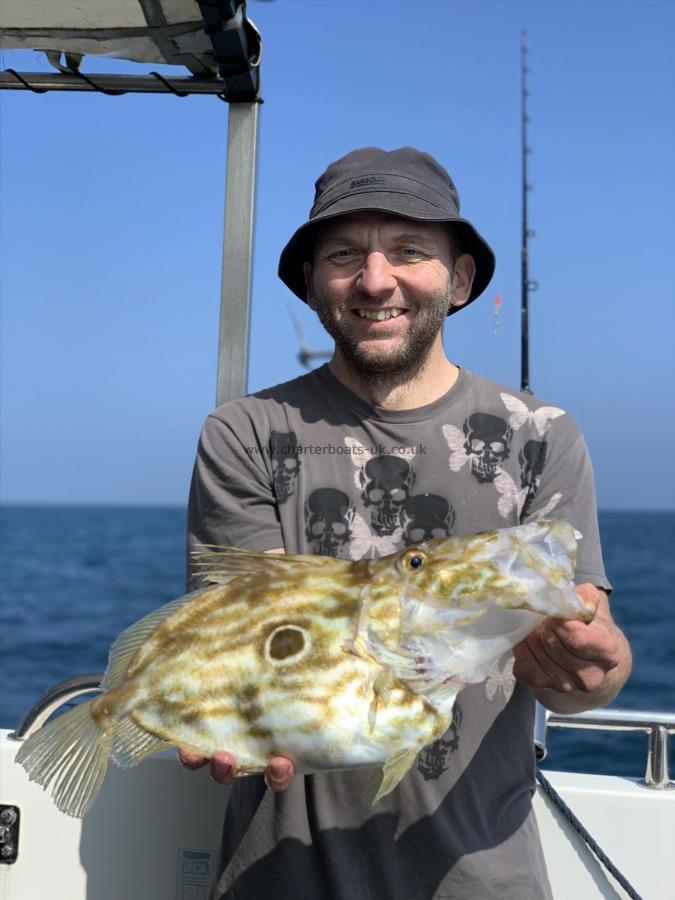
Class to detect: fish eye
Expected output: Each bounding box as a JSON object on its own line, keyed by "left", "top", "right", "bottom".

{"left": 397, "top": 549, "right": 428, "bottom": 573}
{"left": 401, "top": 549, "right": 427, "bottom": 571}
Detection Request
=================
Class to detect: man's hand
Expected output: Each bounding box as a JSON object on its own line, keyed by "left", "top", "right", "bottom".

{"left": 178, "top": 749, "right": 295, "bottom": 791}
{"left": 512, "top": 583, "right": 632, "bottom": 714}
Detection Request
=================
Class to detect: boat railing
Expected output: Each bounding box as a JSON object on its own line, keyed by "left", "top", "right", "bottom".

{"left": 13, "top": 673, "right": 103, "bottom": 741}
{"left": 537, "top": 705, "right": 675, "bottom": 790}
{"left": 10, "top": 676, "right": 675, "bottom": 791}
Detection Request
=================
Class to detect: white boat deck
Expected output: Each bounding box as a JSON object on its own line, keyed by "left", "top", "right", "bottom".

{"left": 533, "top": 770, "right": 674, "bottom": 899}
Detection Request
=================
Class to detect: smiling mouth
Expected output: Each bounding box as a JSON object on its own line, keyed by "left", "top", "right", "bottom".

{"left": 353, "top": 308, "right": 407, "bottom": 321}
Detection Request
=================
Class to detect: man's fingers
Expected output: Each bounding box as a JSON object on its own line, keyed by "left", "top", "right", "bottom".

{"left": 264, "top": 756, "right": 295, "bottom": 792}
{"left": 514, "top": 618, "right": 620, "bottom": 694}
{"left": 575, "top": 583, "right": 605, "bottom": 615}
{"left": 179, "top": 749, "right": 295, "bottom": 790}
{"left": 534, "top": 629, "right": 610, "bottom": 692}
{"left": 515, "top": 633, "right": 575, "bottom": 693}
{"left": 549, "top": 619, "right": 620, "bottom": 666}
{"left": 210, "top": 751, "right": 238, "bottom": 785}
{"left": 178, "top": 749, "right": 238, "bottom": 783}
{"left": 178, "top": 749, "right": 209, "bottom": 770}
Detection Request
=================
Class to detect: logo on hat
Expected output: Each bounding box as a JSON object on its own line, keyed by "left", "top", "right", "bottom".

{"left": 349, "top": 176, "right": 387, "bottom": 190}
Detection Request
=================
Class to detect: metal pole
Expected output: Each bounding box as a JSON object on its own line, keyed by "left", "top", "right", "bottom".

{"left": 0, "top": 71, "right": 229, "bottom": 95}
{"left": 216, "top": 101, "right": 259, "bottom": 406}
{"left": 520, "top": 32, "right": 532, "bottom": 394}
{"left": 644, "top": 725, "right": 671, "bottom": 789}
{"left": 533, "top": 702, "right": 549, "bottom": 761}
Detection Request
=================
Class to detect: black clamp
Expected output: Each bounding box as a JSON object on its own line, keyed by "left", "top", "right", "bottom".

{"left": 0, "top": 806, "right": 20, "bottom": 865}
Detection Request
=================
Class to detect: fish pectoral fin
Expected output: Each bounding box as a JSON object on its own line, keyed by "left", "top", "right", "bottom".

{"left": 111, "top": 717, "right": 173, "bottom": 768}
{"left": 368, "top": 667, "right": 395, "bottom": 732}
{"left": 373, "top": 668, "right": 394, "bottom": 702}
{"left": 373, "top": 746, "right": 420, "bottom": 805}
{"left": 342, "top": 633, "right": 370, "bottom": 660}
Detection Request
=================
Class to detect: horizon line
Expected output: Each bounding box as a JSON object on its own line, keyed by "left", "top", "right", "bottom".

{"left": 1, "top": 501, "right": 674, "bottom": 515}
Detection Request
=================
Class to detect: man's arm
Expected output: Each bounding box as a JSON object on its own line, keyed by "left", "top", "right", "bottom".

{"left": 511, "top": 417, "right": 631, "bottom": 713}
{"left": 513, "top": 583, "right": 632, "bottom": 714}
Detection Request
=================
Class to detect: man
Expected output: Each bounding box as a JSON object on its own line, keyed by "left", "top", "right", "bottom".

{"left": 182, "top": 147, "right": 631, "bottom": 899}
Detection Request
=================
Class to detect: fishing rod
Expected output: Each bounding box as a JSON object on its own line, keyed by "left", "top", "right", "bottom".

{"left": 520, "top": 31, "right": 537, "bottom": 394}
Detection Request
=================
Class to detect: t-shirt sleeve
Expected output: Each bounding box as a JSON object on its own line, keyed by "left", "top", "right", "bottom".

{"left": 186, "top": 406, "right": 284, "bottom": 589}
{"left": 522, "top": 422, "right": 611, "bottom": 592}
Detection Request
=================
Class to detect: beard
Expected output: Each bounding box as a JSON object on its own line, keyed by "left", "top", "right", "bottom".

{"left": 311, "top": 280, "right": 452, "bottom": 388}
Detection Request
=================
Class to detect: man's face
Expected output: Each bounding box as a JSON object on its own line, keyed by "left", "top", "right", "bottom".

{"left": 304, "top": 212, "right": 469, "bottom": 376}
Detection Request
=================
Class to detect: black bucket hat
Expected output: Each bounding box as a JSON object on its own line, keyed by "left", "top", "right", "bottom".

{"left": 278, "top": 146, "right": 495, "bottom": 314}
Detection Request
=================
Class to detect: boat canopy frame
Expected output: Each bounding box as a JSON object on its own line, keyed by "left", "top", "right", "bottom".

{"left": 0, "top": 0, "right": 261, "bottom": 406}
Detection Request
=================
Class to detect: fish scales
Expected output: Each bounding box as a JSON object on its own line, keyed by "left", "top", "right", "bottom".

{"left": 16, "top": 519, "right": 594, "bottom": 817}
{"left": 118, "top": 572, "right": 375, "bottom": 766}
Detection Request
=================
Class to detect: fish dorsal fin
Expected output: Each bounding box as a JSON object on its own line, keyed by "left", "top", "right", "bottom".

{"left": 189, "top": 544, "right": 344, "bottom": 585}
{"left": 100, "top": 590, "right": 201, "bottom": 692}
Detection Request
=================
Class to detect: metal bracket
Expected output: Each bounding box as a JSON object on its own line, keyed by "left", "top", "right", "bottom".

{"left": 545, "top": 707, "right": 675, "bottom": 790}
{"left": 0, "top": 806, "right": 20, "bottom": 865}
{"left": 197, "top": 0, "right": 262, "bottom": 101}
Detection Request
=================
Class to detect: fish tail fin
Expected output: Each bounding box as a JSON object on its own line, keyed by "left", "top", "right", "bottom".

{"left": 15, "top": 698, "right": 112, "bottom": 818}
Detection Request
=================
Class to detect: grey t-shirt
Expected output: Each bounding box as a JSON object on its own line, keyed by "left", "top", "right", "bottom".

{"left": 187, "top": 365, "right": 609, "bottom": 900}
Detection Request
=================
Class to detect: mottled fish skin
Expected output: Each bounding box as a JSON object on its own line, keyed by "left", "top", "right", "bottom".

{"left": 16, "top": 519, "right": 592, "bottom": 817}
{"left": 91, "top": 557, "right": 450, "bottom": 775}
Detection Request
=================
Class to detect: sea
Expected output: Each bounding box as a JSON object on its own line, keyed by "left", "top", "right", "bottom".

{"left": 1, "top": 506, "right": 673, "bottom": 777}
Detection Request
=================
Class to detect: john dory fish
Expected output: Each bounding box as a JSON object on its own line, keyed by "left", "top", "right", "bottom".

{"left": 17, "top": 519, "right": 593, "bottom": 817}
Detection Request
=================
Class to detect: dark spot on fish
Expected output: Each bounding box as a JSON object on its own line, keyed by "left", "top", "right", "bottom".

{"left": 269, "top": 627, "right": 305, "bottom": 660}
{"left": 181, "top": 709, "right": 205, "bottom": 727}
{"left": 238, "top": 683, "right": 260, "bottom": 708}
{"left": 235, "top": 684, "right": 261, "bottom": 721}
{"left": 234, "top": 682, "right": 273, "bottom": 739}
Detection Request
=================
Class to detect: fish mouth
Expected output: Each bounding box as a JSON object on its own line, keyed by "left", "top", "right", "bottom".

{"left": 511, "top": 588, "right": 595, "bottom": 625}
{"left": 548, "top": 587, "right": 595, "bottom": 624}
{"left": 571, "top": 601, "right": 595, "bottom": 624}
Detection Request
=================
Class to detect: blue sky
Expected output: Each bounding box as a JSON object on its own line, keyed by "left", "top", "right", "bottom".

{"left": 1, "top": 0, "right": 673, "bottom": 509}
